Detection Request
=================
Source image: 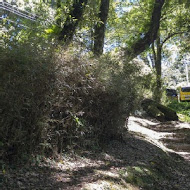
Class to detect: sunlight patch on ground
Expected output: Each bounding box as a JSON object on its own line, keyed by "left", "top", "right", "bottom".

{"left": 177, "top": 152, "right": 190, "bottom": 160}
{"left": 95, "top": 169, "right": 120, "bottom": 178}
{"left": 175, "top": 122, "right": 190, "bottom": 129}
{"left": 83, "top": 180, "right": 121, "bottom": 190}
{"left": 128, "top": 116, "right": 173, "bottom": 141}
{"left": 83, "top": 179, "right": 140, "bottom": 190}
{"left": 130, "top": 116, "right": 160, "bottom": 126}
{"left": 44, "top": 155, "right": 104, "bottom": 171}
{"left": 83, "top": 168, "right": 140, "bottom": 190}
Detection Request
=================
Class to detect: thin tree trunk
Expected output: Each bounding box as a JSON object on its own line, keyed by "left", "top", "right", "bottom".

{"left": 154, "top": 34, "right": 162, "bottom": 102}
{"left": 56, "top": 0, "right": 61, "bottom": 29}
{"left": 93, "top": 0, "right": 110, "bottom": 56}
{"left": 59, "top": 0, "right": 88, "bottom": 44}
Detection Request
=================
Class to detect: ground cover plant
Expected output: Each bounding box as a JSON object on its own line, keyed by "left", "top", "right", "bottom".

{"left": 167, "top": 100, "right": 190, "bottom": 122}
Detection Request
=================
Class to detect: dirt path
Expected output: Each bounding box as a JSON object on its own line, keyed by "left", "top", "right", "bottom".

{"left": 128, "top": 116, "right": 190, "bottom": 161}
{"left": 1, "top": 116, "right": 190, "bottom": 190}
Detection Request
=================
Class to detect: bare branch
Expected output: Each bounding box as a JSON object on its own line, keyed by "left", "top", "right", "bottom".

{"left": 161, "top": 31, "right": 187, "bottom": 47}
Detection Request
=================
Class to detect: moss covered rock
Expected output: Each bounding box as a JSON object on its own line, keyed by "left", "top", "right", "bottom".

{"left": 141, "top": 99, "right": 178, "bottom": 121}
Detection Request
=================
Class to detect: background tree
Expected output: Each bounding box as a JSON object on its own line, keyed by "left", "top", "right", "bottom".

{"left": 58, "top": 0, "right": 88, "bottom": 44}
{"left": 93, "top": 0, "right": 110, "bottom": 56}
{"left": 124, "top": 0, "right": 165, "bottom": 60}
{"left": 150, "top": 0, "right": 190, "bottom": 102}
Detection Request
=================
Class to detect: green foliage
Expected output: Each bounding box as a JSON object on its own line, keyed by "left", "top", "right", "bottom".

{"left": 167, "top": 100, "right": 190, "bottom": 122}
{"left": 106, "top": 0, "right": 154, "bottom": 50}
{"left": 120, "top": 158, "right": 173, "bottom": 190}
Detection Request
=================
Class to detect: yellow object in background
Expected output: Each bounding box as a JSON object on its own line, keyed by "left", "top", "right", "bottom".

{"left": 179, "top": 86, "right": 190, "bottom": 101}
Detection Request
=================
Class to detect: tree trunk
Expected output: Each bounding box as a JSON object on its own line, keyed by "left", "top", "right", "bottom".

{"left": 93, "top": 0, "right": 110, "bottom": 56}
{"left": 59, "top": 0, "right": 88, "bottom": 44}
{"left": 56, "top": 0, "right": 61, "bottom": 29}
{"left": 125, "top": 0, "right": 165, "bottom": 61}
{"left": 154, "top": 34, "right": 162, "bottom": 102}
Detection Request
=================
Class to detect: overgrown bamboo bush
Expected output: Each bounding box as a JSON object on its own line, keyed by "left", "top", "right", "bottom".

{"left": 46, "top": 51, "right": 143, "bottom": 153}
{"left": 0, "top": 40, "right": 145, "bottom": 161}
{"left": 0, "top": 40, "right": 55, "bottom": 161}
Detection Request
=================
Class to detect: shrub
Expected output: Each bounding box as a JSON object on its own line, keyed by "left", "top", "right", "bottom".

{"left": 0, "top": 41, "right": 55, "bottom": 161}
{"left": 167, "top": 100, "right": 190, "bottom": 122}
{"left": 46, "top": 52, "right": 143, "bottom": 153}
{"left": 0, "top": 42, "right": 144, "bottom": 160}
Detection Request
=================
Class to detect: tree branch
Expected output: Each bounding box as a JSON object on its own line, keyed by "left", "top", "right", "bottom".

{"left": 152, "top": 40, "right": 157, "bottom": 63}
{"left": 161, "top": 31, "right": 186, "bottom": 47}
{"left": 125, "top": 0, "right": 165, "bottom": 60}
{"left": 59, "top": 0, "right": 88, "bottom": 44}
